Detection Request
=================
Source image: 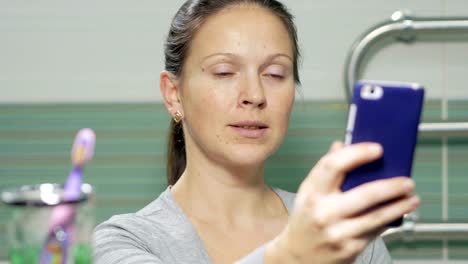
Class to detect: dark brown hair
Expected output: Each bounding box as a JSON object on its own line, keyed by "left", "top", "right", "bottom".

{"left": 164, "top": 0, "right": 301, "bottom": 186}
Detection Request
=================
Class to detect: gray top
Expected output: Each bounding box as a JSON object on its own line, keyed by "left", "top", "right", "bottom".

{"left": 93, "top": 187, "right": 392, "bottom": 263}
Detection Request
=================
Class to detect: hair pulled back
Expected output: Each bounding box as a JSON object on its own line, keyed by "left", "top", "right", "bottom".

{"left": 164, "top": 0, "right": 301, "bottom": 185}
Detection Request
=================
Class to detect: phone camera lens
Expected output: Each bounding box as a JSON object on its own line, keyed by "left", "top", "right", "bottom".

{"left": 361, "top": 84, "right": 383, "bottom": 100}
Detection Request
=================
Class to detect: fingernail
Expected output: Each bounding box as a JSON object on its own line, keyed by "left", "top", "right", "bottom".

{"left": 367, "top": 144, "right": 382, "bottom": 154}
{"left": 404, "top": 179, "right": 415, "bottom": 190}
{"left": 410, "top": 196, "right": 420, "bottom": 206}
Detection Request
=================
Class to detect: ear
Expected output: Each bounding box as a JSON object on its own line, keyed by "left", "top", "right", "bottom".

{"left": 160, "top": 71, "right": 183, "bottom": 117}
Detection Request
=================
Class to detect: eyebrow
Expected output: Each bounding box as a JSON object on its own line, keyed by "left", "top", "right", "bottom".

{"left": 200, "top": 52, "right": 293, "bottom": 64}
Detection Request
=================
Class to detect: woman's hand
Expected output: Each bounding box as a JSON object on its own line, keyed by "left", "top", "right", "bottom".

{"left": 266, "top": 141, "right": 420, "bottom": 264}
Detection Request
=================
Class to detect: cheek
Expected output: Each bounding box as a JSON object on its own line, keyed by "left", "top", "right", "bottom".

{"left": 193, "top": 88, "right": 235, "bottom": 117}
{"left": 272, "top": 88, "right": 295, "bottom": 121}
{"left": 183, "top": 85, "right": 234, "bottom": 138}
{"left": 184, "top": 74, "right": 237, "bottom": 111}
{"left": 270, "top": 89, "right": 294, "bottom": 143}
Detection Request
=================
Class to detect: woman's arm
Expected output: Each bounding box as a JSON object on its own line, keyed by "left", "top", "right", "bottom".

{"left": 241, "top": 142, "right": 416, "bottom": 264}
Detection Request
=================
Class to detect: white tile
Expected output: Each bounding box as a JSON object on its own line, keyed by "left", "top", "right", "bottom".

{"left": 362, "top": 42, "right": 445, "bottom": 99}
{"left": 443, "top": 0, "right": 468, "bottom": 16}
{"left": 0, "top": 0, "right": 450, "bottom": 102}
{"left": 288, "top": 0, "right": 444, "bottom": 100}
{"left": 0, "top": 1, "right": 178, "bottom": 102}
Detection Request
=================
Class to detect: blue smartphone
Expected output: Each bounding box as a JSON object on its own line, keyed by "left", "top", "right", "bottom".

{"left": 341, "top": 80, "right": 425, "bottom": 226}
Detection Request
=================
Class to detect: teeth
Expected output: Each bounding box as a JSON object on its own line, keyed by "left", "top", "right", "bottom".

{"left": 241, "top": 126, "right": 259, "bottom": 129}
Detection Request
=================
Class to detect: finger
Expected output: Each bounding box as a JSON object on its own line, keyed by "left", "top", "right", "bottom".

{"left": 323, "top": 233, "right": 373, "bottom": 263}
{"left": 326, "top": 195, "right": 420, "bottom": 240}
{"left": 333, "top": 237, "right": 369, "bottom": 263}
{"left": 333, "top": 230, "right": 386, "bottom": 262}
{"left": 311, "top": 177, "right": 414, "bottom": 226}
{"left": 328, "top": 141, "right": 344, "bottom": 153}
{"left": 301, "top": 142, "right": 383, "bottom": 194}
{"left": 337, "top": 177, "right": 415, "bottom": 218}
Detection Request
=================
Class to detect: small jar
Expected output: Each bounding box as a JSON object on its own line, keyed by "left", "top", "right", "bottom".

{"left": 1, "top": 183, "right": 94, "bottom": 264}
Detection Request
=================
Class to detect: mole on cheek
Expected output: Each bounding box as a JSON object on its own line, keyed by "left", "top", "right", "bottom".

{"left": 217, "top": 134, "right": 231, "bottom": 144}
{"left": 202, "top": 67, "right": 205, "bottom": 72}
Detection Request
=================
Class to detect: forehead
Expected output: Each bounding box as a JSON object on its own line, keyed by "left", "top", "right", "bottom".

{"left": 187, "top": 4, "right": 293, "bottom": 62}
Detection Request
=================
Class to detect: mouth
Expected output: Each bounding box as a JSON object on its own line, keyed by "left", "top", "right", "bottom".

{"left": 229, "top": 121, "right": 269, "bottom": 138}
{"left": 231, "top": 125, "right": 268, "bottom": 130}
{"left": 230, "top": 121, "right": 269, "bottom": 129}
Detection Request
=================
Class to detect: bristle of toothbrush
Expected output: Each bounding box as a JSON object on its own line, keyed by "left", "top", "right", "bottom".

{"left": 71, "top": 128, "right": 96, "bottom": 166}
{"left": 64, "top": 128, "right": 96, "bottom": 201}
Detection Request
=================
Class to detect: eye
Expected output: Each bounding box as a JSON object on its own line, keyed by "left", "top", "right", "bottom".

{"left": 264, "top": 73, "right": 284, "bottom": 79}
{"left": 263, "top": 65, "right": 286, "bottom": 80}
{"left": 214, "top": 72, "right": 234, "bottom": 77}
{"left": 211, "top": 64, "right": 236, "bottom": 78}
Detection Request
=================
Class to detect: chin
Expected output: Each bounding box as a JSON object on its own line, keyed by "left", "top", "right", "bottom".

{"left": 225, "top": 145, "right": 276, "bottom": 167}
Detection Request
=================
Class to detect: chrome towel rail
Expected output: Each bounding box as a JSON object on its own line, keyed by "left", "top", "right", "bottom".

{"left": 344, "top": 10, "right": 468, "bottom": 137}
{"left": 382, "top": 222, "right": 468, "bottom": 243}
{"left": 344, "top": 10, "right": 468, "bottom": 101}
{"left": 419, "top": 122, "right": 468, "bottom": 137}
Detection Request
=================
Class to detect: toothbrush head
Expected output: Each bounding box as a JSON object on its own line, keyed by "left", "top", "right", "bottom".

{"left": 71, "top": 128, "right": 96, "bottom": 166}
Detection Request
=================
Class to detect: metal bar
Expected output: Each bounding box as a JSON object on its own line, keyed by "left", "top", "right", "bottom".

{"left": 382, "top": 223, "right": 468, "bottom": 243}
{"left": 343, "top": 10, "right": 468, "bottom": 136}
{"left": 344, "top": 10, "right": 468, "bottom": 102}
{"left": 345, "top": 10, "right": 468, "bottom": 246}
{"left": 419, "top": 122, "right": 468, "bottom": 138}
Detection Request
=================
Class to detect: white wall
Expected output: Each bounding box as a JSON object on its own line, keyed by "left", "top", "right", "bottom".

{"left": 0, "top": 0, "right": 467, "bottom": 102}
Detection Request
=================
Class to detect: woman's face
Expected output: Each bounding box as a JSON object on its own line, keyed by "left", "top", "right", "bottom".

{"left": 179, "top": 4, "right": 295, "bottom": 168}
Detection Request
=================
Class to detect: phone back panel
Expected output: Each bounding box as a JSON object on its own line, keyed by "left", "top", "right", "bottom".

{"left": 341, "top": 81, "right": 425, "bottom": 192}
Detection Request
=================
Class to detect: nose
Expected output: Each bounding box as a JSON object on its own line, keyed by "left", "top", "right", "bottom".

{"left": 238, "top": 74, "right": 267, "bottom": 109}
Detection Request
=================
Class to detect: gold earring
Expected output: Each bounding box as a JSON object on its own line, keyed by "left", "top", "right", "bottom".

{"left": 173, "top": 110, "right": 183, "bottom": 123}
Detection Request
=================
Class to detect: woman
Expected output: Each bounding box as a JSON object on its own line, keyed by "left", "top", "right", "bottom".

{"left": 93, "top": 0, "right": 419, "bottom": 263}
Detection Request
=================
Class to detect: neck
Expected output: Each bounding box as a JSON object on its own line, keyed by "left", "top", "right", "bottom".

{"left": 171, "top": 154, "right": 283, "bottom": 228}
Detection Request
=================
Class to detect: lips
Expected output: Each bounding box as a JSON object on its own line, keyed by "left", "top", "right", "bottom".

{"left": 229, "top": 121, "right": 269, "bottom": 138}
{"left": 231, "top": 121, "right": 268, "bottom": 128}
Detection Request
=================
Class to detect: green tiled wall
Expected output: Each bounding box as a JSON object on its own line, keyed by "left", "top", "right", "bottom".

{"left": 446, "top": 101, "right": 468, "bottom": 261}
{"left": 0, "top": 101, "right": 467, "bottom": 260}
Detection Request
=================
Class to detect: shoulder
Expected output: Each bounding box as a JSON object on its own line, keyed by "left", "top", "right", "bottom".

{"left": 92, "top": 189, "right": 179, "bottom": 263}
{"left": 98, "top": 188, "right": 171, "bottom": 227}
{"left": 93, "top": 187, "right": 213, "bottom": 263}
{"left": 272, "top": 188, "right": 296, "bottom": 213}
{"left": 355, "top": 237, "right": 392, "bottom": 264}
{"left": 273, "top": 188, "right": 296, "bottom": 201}
{"left": 93, "top": 188, "right": 175, "bottom": 251}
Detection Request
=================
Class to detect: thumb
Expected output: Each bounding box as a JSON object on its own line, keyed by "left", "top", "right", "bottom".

{"left": 300, "top": 143, "right": 383, "bottom": 195}
{"left": 328, "top": 141, "right": 344, "bottom": 153}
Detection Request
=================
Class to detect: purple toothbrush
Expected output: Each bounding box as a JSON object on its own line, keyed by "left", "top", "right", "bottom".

{"left": 39, "top": 128, "right": 96, "bottom": 264}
